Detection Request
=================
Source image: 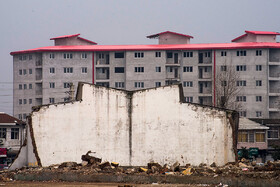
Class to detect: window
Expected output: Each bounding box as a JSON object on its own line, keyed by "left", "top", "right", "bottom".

{"left": 115, "top": 82, "right": 125, "bottom": 88}
{"left": 205, "top": 52, "right": 211, "bottom": 57}
{"left": 155, "top": 52, "right": 161, "bottom": 57}
{"left": 29, "top": 99, "right": 32, "bottom": 104}
{"left": 19, "top": 84, "right": 22, "bottom": 90}
{"left": 64, "top": 98, "right": 69, "bottom": 102}
{"left": 155, "top": 82, "right": 161, "bottom": 87}
{"left": 183, "top": 66, "right": 193, "bottom": 72}
{"left": 64, "top": 82, "right": 72, "bottom": 88}
{"left": 11, "top": 128, "right": 19, "bottom": 139}
{"left": 64, "top": 53, "right": 73, "bottom": 59}
{"left": 255, "top": 132, "right": 265, "bottom": 142}
{"left": 256, "top": 80, "right": 262, "bottom": 86}
{"left": 49, "top": 98, "right": 55, "bottom": 104}
{"left": 167, "top": 67, "right": 173, "bottom": 72}
{"left": 49, "top": 82, "right": 55, "bottom": 88}
{"left": 256, "top": 65, "right": 262, "bottom": 71}
{"left": 19, "top": 99, "right": 22, "bottom": 105}
{"left": 256, "top": 50, "right": 262, "bottom": 56}
{"left": 19, "top": 55, "right": 27, "bottom": 61}
{"left": 29, "top": 69, "right": 32, "bottom": 74}
{"left": 0, "top": 128, "right": 6, "bottom": 139}
{"left": 23, "top": 84, "right": 27, "bottom": 89}
{"left": 221, "top": 66, "right": 227, "bottom": 71}
{"left": 81, "top": 53, "right": 87, "bottom": 59}
{"left": 236, "top": 65, "right": 246, "bottom": 71}
{"left": 64, "top": 67, "right": 73, "bottom": 73}
{"left": 134, "top": 52, "right": 144, "bottom": 58}
{"left": 236, "top": 80, "right": 246, "bottom": 86}
{"left": 183, "top": 81, "right": 193, "bottom": 87}
{"left": 221, "top": 51, "right": 227, "bottom": 56}
{"left": 115, "top": 67, "right": 125, "bottom": 73}
{"left": 183, "top": 51, "right": 193, "bottom": 57}
{"left": 256, "top": 96, "right": 262, "bottom": 102}
{"left": 115, "top": 52, "right": 124, "bottom": 58}
{"left": 185, "top": 97, "right": 193, "bottom": 103}
{"left": 29, "top": 55, "right": 32, "bottom": 60}
{"left": 167, "top": 52, "right": 173, "bottom": 58}
{"left": 238, "top": 131, "right": 248, "bottom": 142}
{"left": 49, "top": 53, "right": 55, "bottom": 59}
{"left": 134, "top": 82, "right": 144, "bottom": 88}
{"left": 237, "top": 50, "right": 247, "bottom": 56}
{"left": 239, "top": 111, "right": 247, "bottom": 117}
{"left": 81, "top": 67, "right": 87, "bottom": 73}
{"left": 236, "top": 96, "right": 246, "bottom": 102}
{"left": 29, "top": 84, "right": 32, "bottom": 89}
{"left": 98, "top": 53, "right": 105, "bottom": 59}
{"left": 268, "top": 127, "right": 279, "bottom": 139}
{"left": 23, "top": 99, "right": 27, "bottom": 104}
{"left": 134, "top": 67, "right": 144, "bottom": 72}
{"left": 23, "top": 69, "right": 27, "bottom": 75}
{"left": 256, "top": 111, "right": 262, "bottom": 117}
{"left": 155, "top": 67, "right": 161, "bottom": 72}
{"left": 50, "top": 67, "right": 55, "bottom": 74}
{"left": 19, "top": 69, "right": 22, "bottom": 75}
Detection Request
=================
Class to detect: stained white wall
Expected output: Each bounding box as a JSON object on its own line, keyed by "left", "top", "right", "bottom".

{"left": 31, "top": 84, "right": 130, "bottom": 167}
{"left": 131, "top": 85, "right": 235, "bottom": 166}
{"left": 11, "top": 83, "right": 237, "bottom": 168}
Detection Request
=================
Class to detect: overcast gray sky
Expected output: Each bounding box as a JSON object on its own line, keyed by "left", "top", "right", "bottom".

{"left": 0, "top": 0, "right": 280, "bottom": 115}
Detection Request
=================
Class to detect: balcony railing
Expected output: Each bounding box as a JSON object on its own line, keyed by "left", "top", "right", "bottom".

{"left": 36, "top": 75, "right": 42, "bottom": 80}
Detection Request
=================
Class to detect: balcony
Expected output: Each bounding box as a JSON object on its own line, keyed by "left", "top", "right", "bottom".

{"left": 36, "top": 60, "right": 42, "bottom": 66}
{"left": 96, "top": 59, "right": 110, "bottom": 66}
{"left": 96, "top": 68, "right": 110, "bottom": 80}
{"left": 36, "top": 75, "right": 42, "bottom": 81}
{"left": 198, "top": 51, "right": 212, "bottom": 64}
{"left": 35, "top": 90, "right": 42, "bottom": 95}
{"left": 269, "top": 88, "right": 280, "bottom": 96}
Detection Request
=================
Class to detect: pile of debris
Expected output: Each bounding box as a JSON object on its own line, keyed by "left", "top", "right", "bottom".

{"left": 2, "top": 152, "right": 280, "bottom": 182}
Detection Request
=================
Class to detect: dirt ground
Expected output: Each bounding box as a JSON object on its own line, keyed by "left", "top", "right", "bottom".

{"left": 0, "top": 181, "right": 212, "bottom": 187}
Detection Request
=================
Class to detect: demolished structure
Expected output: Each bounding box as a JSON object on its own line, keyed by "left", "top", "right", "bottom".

{"left": 10, "top": 83, "right": 238, "bottom": 170}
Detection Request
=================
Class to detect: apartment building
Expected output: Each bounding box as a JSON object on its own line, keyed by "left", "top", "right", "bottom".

{"left": 11, "top": 31, "right": 280, "bottom": 120}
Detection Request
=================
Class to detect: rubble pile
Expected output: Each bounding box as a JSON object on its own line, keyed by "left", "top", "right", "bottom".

{"left": 1, "top": 153, "right": 280, "bottom": 182}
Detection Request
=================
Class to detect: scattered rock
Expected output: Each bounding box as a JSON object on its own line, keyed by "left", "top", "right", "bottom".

{"left": 111, "top": 162, "right": 119, "bottom": 168}
{"left": 99, "top": 162, "right": 111, "bottom": 170}
{"left": 81, "top": 161, "right": 88, "bottom": 167}
{"left": 238, "top": 162, "right": 248, "bottom": 168}
{"left": 81, "top": 151, "right": 101, "bottom": 165}
{"left": 171, "top": 161, "right": 180, "bottom": 172}
{"left": 181, "top": 168, "right": 194, "bottom": 175}
{"left": 210, "top": 162, "right": 217, "bottom": 167}
{"left": 58, "top": 162, "right": 78, "bottom": 168}
{"left": 139, "top": 167, "right": 148, "bottom": 172}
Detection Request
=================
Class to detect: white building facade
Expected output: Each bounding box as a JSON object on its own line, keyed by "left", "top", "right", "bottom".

{"left": 11, "top": 31, "right": 280, "bottom": 119}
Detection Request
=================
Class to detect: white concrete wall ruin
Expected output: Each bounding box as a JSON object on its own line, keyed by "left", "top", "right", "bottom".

{"left": 10, "top": 83, "right": 238, "bottom": 169}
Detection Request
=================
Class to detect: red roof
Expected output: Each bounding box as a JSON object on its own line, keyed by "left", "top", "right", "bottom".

{"left": 50, "top": 34, "right": 80, "bottom": 40}
{"left": 232, "top": 31, "right": 280, "bottom": 42}
{"left": 0, "top": 113, "right": 25, "bottom": 124}
{"left": 78, "top": 37, "right": 97, "bottom": 44}
{"left": 147, "top": 31, "right": 193, "bottom": 39}
{"left": 10, "top": 42, "right": 280, "bottom": 55}
{"left": 245, "top": 30, "right": 280, "bottom": 35}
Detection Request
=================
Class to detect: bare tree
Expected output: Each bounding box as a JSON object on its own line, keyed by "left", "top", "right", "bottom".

{"left": 215, "top": 65, "right": 242, "bottom": 110}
